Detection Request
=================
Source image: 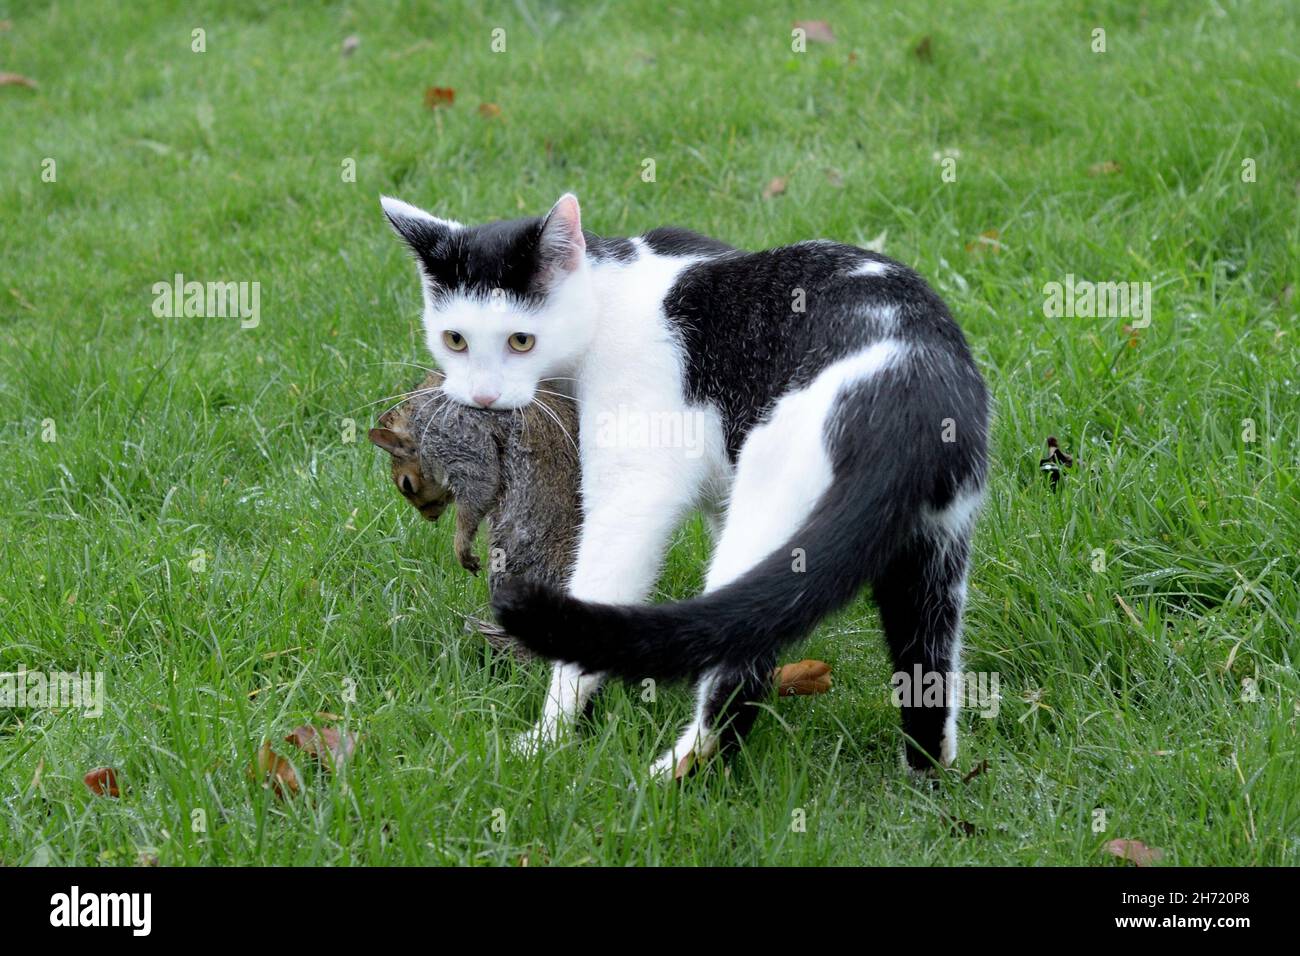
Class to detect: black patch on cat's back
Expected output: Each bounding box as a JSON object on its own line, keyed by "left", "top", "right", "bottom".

{"left": 661, "top": 242, "right": 947, "bottom": 459}
{"left": 585, "top": 233, "right": 637, "bottom": 262}
{"left": 642, "top": 227, "right": 736, "bottom": 258}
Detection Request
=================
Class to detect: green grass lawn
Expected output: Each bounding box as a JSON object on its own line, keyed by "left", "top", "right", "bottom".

{"left": 1, "top": 0, "right": 1297, "bottom": 866}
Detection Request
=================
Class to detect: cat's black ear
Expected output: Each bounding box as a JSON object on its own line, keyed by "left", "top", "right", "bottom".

{"left": 538, "top": 193, "right": 585, "bottom": 274}
{"left": 380, "top": 196, "right": 458, "bottom": 252}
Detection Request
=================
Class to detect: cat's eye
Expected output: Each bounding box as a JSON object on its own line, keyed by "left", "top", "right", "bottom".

{"left": 508, "top": 333, "right": 536, "bottom": 353}
{"left": 442, "top": 330, "right": 467, "bottom": 352}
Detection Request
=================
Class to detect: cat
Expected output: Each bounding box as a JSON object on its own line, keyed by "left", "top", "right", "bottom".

{"left": 368, "top": 369, "right": 582, "bottom": 659}
{"left": 380, "top": 192, "right": 989, "bottom": 778}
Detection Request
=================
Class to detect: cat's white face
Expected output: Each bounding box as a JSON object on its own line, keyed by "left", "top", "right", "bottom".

{"left": 382, "top": 194, "right": 597, "bottom": 410}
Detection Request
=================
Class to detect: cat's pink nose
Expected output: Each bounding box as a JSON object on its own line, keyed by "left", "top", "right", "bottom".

{"left": 471, "top": 390, "right": 500, "bottom": 408}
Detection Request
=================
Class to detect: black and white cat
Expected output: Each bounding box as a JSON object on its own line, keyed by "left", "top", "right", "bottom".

{"left": 381, "top": 193, "right": 989, "bottom": 777}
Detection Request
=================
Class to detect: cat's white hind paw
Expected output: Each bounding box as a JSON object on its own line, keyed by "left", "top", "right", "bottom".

{"left": 511, "top": 723, "right": 558, "bottom": 757}
{"left": 649, "top": 747, "right": 695, "bottom": 781}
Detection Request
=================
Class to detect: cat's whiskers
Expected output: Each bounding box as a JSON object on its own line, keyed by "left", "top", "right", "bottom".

{"left": 528, "top": 396, "right": 579, "bottom": 455}
{"left": 533, "top": 387, "right": 581, "bottom": 406}
{"left": 366, "top": 360, "right": 443, "bottom": 377}
{"left": 354, "top": 386, "right": 444, "bottom": 417}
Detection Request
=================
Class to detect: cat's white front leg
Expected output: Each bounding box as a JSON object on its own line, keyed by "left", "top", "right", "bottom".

{"left": 516, "top": 443, "right": 705, "bottom": 751}
{"left": 514, "top": 662, "right": 603, "bottom": 754}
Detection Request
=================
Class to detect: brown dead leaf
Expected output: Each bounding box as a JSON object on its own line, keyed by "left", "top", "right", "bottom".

{"left": 84, "top": 767, "right": 120, "bottom": 797}
{"left": 477, "top": 102, "right": 502, "bottom": 119}
{"left": 773, "top": 659, "right": 833, "bottom": 696}
{"left": 250, "top": 742, "right": 300, "bottom": 798}
{"left": 423, "top": 86, "right": 455, "bottom": 109}
{"left": 674, "top": 750, "right": 696, "bottom": 780}
{"left": 794, "top": 20, "right": 836, "bottom": 44}
{"left": 1087, "top": 160, "right": 1122, "bottom": 176}
{"left": 762, "top": 176, "right": 788, "bottom": 199}
{"left": 0, "top": 72, "right": 37, "bottom": 88}
{"left": 285, "top": 725, "right": 357, "bottom": 770}
{"left": 1105, "top": 838, "right": 1165, "bottom": 866}
{"left": 914, "top": 36, "right": 933, "bottom": 62}
{"left": 965, "top": 229, "right": 1003, "bottom": 256}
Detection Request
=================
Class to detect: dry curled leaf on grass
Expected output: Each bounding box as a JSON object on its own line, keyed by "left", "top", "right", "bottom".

{"left": 1087, "top": 160, "right": 1122, "bottom": 176}
{"left": 0, "top": 72, "right": 38, "bottom": 88}
{"left": 1105, "top": 838, "right": 1165, "bottom": 866}
{"left": 913, "top": 35, "right": 933, "bottom": 63}
{"left": 83, "top": 767, "right": 120, "bottom": 797}
{"left": 477, "top": 102, "right": 502, "bottom": 119}
{"left": 793, "top": 20, "right": 836, "bottom": 44}
{"left": 249, "top": 742, "right": 301, "bottom": 799}
{"left": 964, "top": 229, "right": 1003, "bottom": 256}
{"left": 284, "top": 725, "right": 358, "bottom": 770}
{"left": 675, "top": 750, "right": 697, "bottom": 780}
{"left": 762, "top": 176, "right": 788, "bottom": 199}
{"left": 423, "top": 86, "right": 455, "bottom": 109}
{"left": 773, "top": 659, "right": 833, "bottom": 696}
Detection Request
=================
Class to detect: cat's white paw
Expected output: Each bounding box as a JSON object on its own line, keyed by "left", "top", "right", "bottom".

{"left": 649, "top": 747, "right": 694, "bottom": 781}
{"left": 511, "top": 724, "right": 557, "bottom": 757}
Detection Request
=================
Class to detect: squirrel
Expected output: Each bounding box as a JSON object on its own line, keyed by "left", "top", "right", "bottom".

{"left": 368, "top": 370, "right": 580, "bottom": 659}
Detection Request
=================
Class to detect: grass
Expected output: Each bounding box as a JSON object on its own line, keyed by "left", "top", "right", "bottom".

{"left": 1, "top": 0, "right": 1297, "bottom": 866}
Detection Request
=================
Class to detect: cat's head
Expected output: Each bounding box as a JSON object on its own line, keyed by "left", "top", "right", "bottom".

{"left": 368, "top": 408, "right": 454, "bottom": 522}
{"left": 380, "top": 193, "right": 597, "bottom": 411}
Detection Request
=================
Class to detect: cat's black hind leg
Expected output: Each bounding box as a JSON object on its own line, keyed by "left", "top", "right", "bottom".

{"left": 874, "top": 532, "right": 971, "bottom": 771}
{"left": 650, "top": 655, "right": 777, "bottom": 779}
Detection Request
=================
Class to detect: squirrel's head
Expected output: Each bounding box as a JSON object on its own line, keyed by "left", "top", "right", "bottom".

{"left": 368, "top": 422, "right": 454, "bottom": 521}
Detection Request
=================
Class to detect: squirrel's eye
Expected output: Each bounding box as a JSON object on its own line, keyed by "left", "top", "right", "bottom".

{"left": 508, "top": 332, "right": 535, "bottom": 353}
{"left": 442, "top": 330, "right": 467, "bottom": 352}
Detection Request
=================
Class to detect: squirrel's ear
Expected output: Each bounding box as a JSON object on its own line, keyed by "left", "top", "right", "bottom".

{"left": 368, "top": 427, "right": 406, "bottom": 455}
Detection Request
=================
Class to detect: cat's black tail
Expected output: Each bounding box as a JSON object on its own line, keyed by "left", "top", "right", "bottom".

{"left": 491, "top": 372, "right": 984, "bottom": 683}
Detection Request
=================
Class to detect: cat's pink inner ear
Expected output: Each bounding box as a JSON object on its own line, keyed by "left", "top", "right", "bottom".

{"left": 540, "top": 193, "right": 585, "bottom": 273}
